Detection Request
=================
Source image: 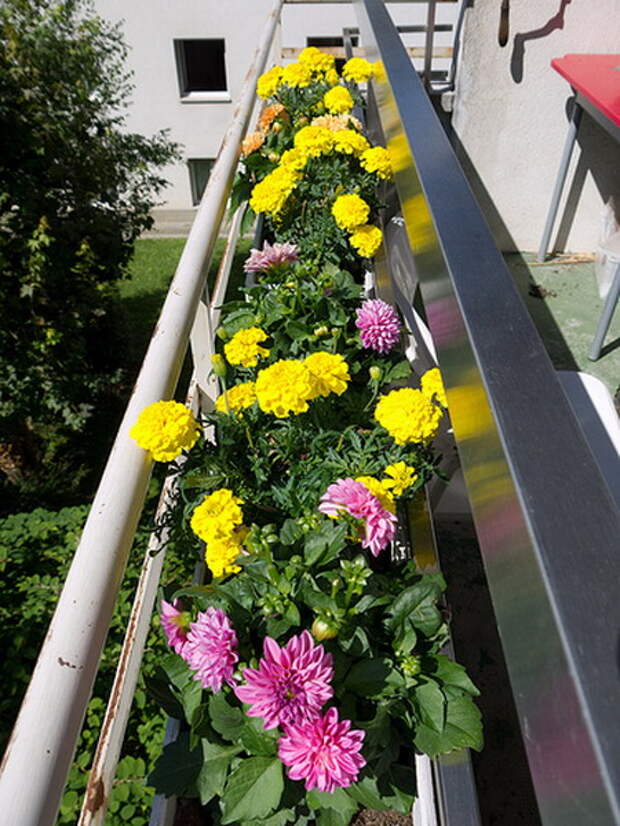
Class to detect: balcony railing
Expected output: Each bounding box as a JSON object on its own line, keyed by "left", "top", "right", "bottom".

{"left": 0, "top": 1, "right": 618, "bottom": 825}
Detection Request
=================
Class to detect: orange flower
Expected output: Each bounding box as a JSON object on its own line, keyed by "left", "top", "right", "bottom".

{"left": 258, "top": 103, "right": 286, "bottom": 132}
{"left": 241, "top": 130, "right": 266, "bottom": 157}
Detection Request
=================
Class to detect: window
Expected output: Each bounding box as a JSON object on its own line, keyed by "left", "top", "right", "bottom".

{"left": 306, "top": 36, "right": 358, "bottom": 74}
{"left": 188, "top": 159, "right": 213, "bottom": 206}
{"left": 174, "top": 39, "right": 227, "bottom": 100}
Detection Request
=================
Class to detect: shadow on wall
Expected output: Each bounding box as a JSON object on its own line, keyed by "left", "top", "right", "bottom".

{"left": 509, "top": 0, "right": 573, "bottom": 83}
{"left": 553, "top": 98, "right": 620, "bottom": 251}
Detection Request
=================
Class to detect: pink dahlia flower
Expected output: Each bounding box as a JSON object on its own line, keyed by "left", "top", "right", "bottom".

{"left": 234, "top": 631, "right": 333, "bottom": 730}
{"left": 355, "top": 298, "right": 401, "bottom": 353}
{"left": 243, "top": 241, "right": 300, "bottom": 274}
{"left": 278, "top": 707, "right": 366, "bottom": 792}
{"left": 319, "top": 478, "right": 397, "bottom": 557}
{"left": 184, "top": 606, "right": 239, "bottom": 692}
{"left": 160, "top": 599, "right": 191, "bottom": 656}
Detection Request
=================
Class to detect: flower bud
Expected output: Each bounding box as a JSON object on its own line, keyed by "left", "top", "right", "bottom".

{"left": 215, "top": 326, "right": 229, "bottom": 341}
{"left": 313, "top": 325, "right": 329, "bottom": 337}
{"left": 369, "top": 366, "right": 382, "bottom": 382}
{"left": 268, "top": 152, "right": 279, "bottom": 163}
{"left": 272, "top": 122, "right": 282, "bottom": 133}
{"left": 311, "top": 617, "right": 339, "bottom": 641}
{"left": 211, "top": 353, "right": 227, "bottom": 377}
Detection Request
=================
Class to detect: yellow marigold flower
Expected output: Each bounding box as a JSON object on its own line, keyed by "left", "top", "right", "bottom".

{"left": 241, "top": 130, "right": 265, "bottom": 158}
{"left": 311, "top": 113, "right": 363, "bottom": 133}
{"left": 323, "top": 86, "right": 354, "bottom": 114}
{"left": 215, "top": 381, "right": 257, "bottom": 414}
{"left": 342, "top": 57, "right": 375, "bottom": 83}
{"left": 250, "top": 166, "right": 300, "bottom": 216}
{"left": 224, "top": 327, "right": 270, "bottom": 368}
{"left": 304, "top": 351, "right": 350, "bottom": 398}
{"left": 383, "top": 462, "right": 418, "bottom": 495}
{"left": 421, "top": 367, "right": 448, "bottom": 409}
{"left": 324, "top": 67, "right": 340, "bottom": 86}
{"left": 298, "top": 46, "right": 336, "bottom": 74}
{"left": 281, "top": 61, "right": 313, "bottom": 88}
{"left": 294, "top": 125, "right": 335, "bottom": 159}
{"left": 205, "top": 527, "right": 248, "bottom": 578}
{"left": 280, "top": 147, "right": 307, "bottom": 172}
{"left": 255, "top": 359, "right": 314, "bottom": 418}
{"left": 356, "top": 475, "right": 396, "bottom": 513}
{"left": 360, "top": 146, "right": 393, "bottom": 179}
{"left": 332, "top": 193, "right": 370, "bottom": 232}
{"left": 258, "top": 102, "right": 286, "bottom": 131}
{"left": 130, "top": 400, "right": 199, "bottom": 462}
{"left": 333, "top": 129, "right": 370, "bottom": 156}
{"left": 257, "top": 65, "right": 283, "bottom": 99}
{"left": 375, "top": 388, "right": 443, "bottom": 445}
{"left": 349, "top": 224, "right": 383, "bottom": 258}
{"left": 191, "top": 488, "right": 244, "bottom": 544}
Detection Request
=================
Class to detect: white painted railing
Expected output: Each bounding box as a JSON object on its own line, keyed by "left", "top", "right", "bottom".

{"left": 0, "top": 3, "right": 283, "bottom": 823}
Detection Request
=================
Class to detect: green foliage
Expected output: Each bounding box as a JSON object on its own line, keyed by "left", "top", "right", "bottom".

{"left": 0, "top": 504, "right": 196, "bottom": 824}
{"left": 0, "top": 0, "right": 179, "bottom": 471}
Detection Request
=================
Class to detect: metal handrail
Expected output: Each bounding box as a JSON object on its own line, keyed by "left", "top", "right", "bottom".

{"left": 354, "top": 2, "right": 620, "bottom": 825}
{"left": 0, "top": 3, "right": 283, "bottom": 823}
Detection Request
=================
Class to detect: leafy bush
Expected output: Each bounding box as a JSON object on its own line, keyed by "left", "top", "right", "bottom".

{"left": 0, "top": 0, "right": 179, "bottom": 481}
{"left": 0, "top": 501, "right": 195, "bottom": 824}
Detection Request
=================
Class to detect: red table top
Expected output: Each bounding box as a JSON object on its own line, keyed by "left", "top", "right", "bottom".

{"left": 551, "top": 54, "right": 620, "bottom": 128}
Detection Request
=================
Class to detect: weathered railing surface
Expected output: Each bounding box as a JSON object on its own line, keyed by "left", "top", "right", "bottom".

{"left": 354, "top": 2, "right": 620, "bottom": 826}
{"left": 0, "top": 2, "right": 283, "bottom": 824}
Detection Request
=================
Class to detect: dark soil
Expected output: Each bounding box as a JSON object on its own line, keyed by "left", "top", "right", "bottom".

{"left": 351, "top": 809, "right": 411, "bottom": 825}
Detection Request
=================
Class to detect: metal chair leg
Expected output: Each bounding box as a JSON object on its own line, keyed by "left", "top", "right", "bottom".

{"left": 588, "top": 262, "right": 620, "bottom": 361}
{"left": 537, "top": 102, "right": 582, "bottom": 262}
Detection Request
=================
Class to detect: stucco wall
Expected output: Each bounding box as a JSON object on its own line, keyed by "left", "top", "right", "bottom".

{"left": 452, "top": 0, "right": 620, "bottom": 253}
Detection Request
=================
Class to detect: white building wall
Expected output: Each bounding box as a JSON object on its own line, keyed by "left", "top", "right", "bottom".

{"left": 452, "top": 0, "right": 620, "bottom": 253}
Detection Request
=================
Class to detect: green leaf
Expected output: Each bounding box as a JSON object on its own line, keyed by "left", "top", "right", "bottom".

{"left": 414, "top": 696, "right": 483, "bottom": 757}
{"left": 143, "top": 667, "right": 184, "bottom": 719}
{"left": 345, "top": 658, "right": 404, "bottom": 697}
{"left": 196, "top": 741, "right": 242, "bottom": 805}
{"left": 220, "top": 757, "right": 284, "bottom": 824}
{"left": 304, "top": 521, "right": 347, "bottom": 567}
{"left": 209, "top": 692, "right": 245, "bottom": 741}
{"left": 147, "top": 733, "right": 202, "bottom": 797}
{"left": 181, "top": 677, "right": 203, "bottom": 725}
{"left": 347, "top": 775, "right": 390, "bottom": 812}
{"left": 280, "top": 518, "right": 303, "bottom": 546}
{"left": 386, "top": 576, "right": 445, "bottom": 637}
{"left": 430, "top": 653, "right": 480, "bottom": 696}
{"left": 240, "top": 716, "right": 278, "bottom": 756}
{"left": 286, "top": 319, "right": 312, "bottom": 340}
{"left": 414, "top": 679, "right": 446, "bottom": 733}
{"left": 384, "top": 764, "right": 417, "bottom": 813}
{"left": 307, "top": 787, "right": 359, "bottom": 824}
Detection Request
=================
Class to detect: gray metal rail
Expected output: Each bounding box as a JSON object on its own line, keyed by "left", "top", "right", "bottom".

{"left": 354, "top": 2, "right": 620, "bottom": 826}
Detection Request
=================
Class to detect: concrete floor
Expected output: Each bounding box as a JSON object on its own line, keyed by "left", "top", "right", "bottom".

{"left": 505, "top": 252, "right": 619, "bottom": 404}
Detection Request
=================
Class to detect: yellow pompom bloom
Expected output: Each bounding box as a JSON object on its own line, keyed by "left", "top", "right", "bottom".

{"left": 356, "top": 475, "right": 396, "bottom": 513}
{"left": 332, "top": 193, "right": 370, "bottom": 232}
{"left": 294, "top": 125, "right": 335, "bottom": 159}
{"left": 323, "top": 86, "right": 354, "bottom": 114}
{"left": 360, "top": 146, "right": 392, "bottom": 179}
{"left": 257, "top": 65, "right": 283, "bottom": 99}
{"left": 280, "top": 147, "right": 308, "bottom": 172}
{"left": 130, "top": 400, "right": 199, "bottom": 462}
{"left": 281, "top": 61, "right": 313, "bottom": 88}
{"left": 311, "top": 113, "right": 363, "bottom": 133}
{"left": 250, "top": 166, "right": 300, "bottom": 216}
{"left": 342, "top": 57, "right": 375, "bottom": 83}
{"left": 383, "top": 462, "right": 418, "bottom": 496}
{"left": 375, "top": 388, "right": 443, "bottom": 445}
{"left": 324, "top": 67, "right": 340, "bottom": 86}
{"left": 190, "top": 488, "right": 244, "bottom": 544}
{"left": 304, "top": 352, "right": 350, "bottom": 398}
{"left": 298, "top": 46, "right": 335, "bottom": 74}
{"left": 421, "top": 367, "right": 448, "bottom": 408}
{"left": 333, "top": 129, "right": 370, "bottom": 156}
{"left": 255, "top": 359, "right": 314, "bottom": 417}
{"left": 215, "top": 381, "right": 257, "bottom": 414}
{"left": 224, "top": 327, "right": 270, "bottom": 368}
{"left": 205, "top": 528, "right": 248, "bottom": 578}
{"left": 349, "top": 224, "right": 383, "bottom": 258}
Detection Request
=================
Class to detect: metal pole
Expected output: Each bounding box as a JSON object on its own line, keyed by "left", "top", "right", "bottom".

{"left": 0, "top": 2, "right": 283, "bottom": 823}
{"left": 423, "top": 0, "right": 437, "bottom": 88}
{"left": 588, "top": 262, "right": 620, "bottom": 361}
{"left": 536, "top": 101, "right": 582, "bottom": 262}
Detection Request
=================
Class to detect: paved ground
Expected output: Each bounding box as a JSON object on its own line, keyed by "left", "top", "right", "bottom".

{"left": 505, "top": 252, "right": 619, "bottom": 402}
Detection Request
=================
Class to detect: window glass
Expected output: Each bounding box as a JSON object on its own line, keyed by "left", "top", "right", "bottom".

{"left": 175, "top": 40, "right": 227, "bottom": 95}
{"left": 188, "top": 159, "right": 213, "bottom": 206}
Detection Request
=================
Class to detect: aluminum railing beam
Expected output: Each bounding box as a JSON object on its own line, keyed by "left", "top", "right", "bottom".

{"left": 354, "top": 1, "right": 620, "bottom": 825}
{"left": 0, "top": 2, "right": 283, "bottom": 823}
